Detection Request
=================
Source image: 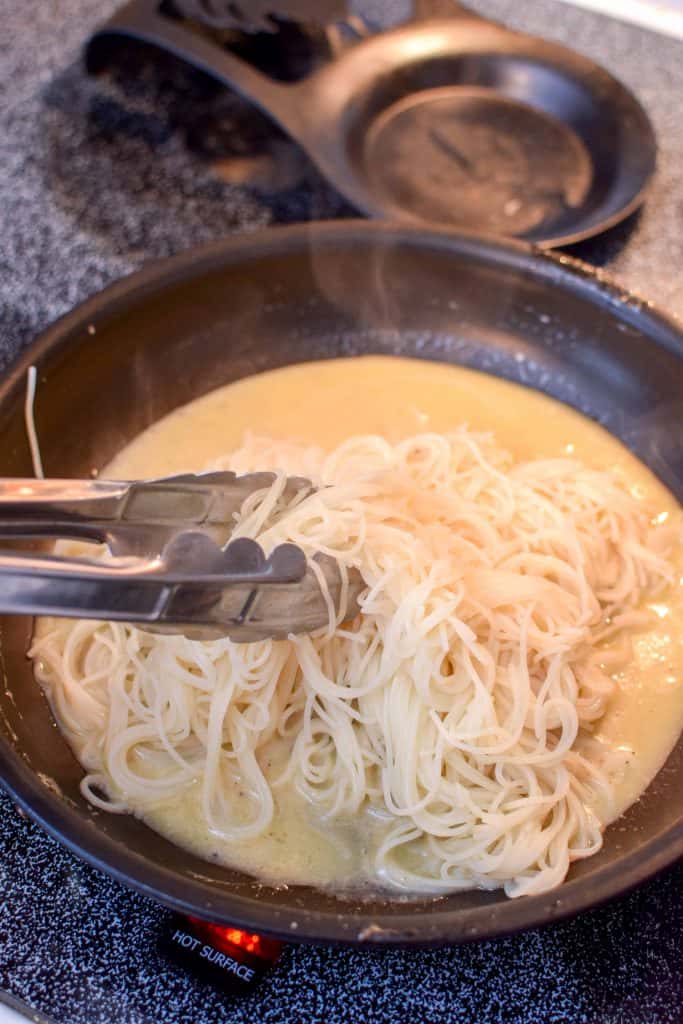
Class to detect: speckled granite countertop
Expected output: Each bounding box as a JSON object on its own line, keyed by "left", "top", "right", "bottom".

{"left": 1, "top": 2, "right": 682, "bottom": 1022}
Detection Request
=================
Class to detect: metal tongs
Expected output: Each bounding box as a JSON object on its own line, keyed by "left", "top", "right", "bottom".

{"left": 0, "top": 473, "right": 363, "bottom": 641}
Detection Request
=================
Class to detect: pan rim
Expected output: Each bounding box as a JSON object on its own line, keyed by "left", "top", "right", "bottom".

{"left": 1, "top": 220, "right": 681, "bottom": 946}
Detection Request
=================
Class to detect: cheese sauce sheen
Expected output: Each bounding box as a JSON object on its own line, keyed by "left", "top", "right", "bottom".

{"left": 95, "top": 357, "right": 683, "bottom": 890}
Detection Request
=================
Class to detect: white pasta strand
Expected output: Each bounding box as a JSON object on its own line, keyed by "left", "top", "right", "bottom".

{"left": 29, "top": 428, "right": 678, "bottom": 897}
{"left": 25, "top": 365, "right": 45, "bottom": 479}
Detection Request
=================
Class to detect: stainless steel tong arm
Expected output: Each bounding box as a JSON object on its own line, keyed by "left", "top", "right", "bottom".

{"left": 0, "top": 473, "right": 363, "bottom": 641}
{"left": 0, "top": 472, "right": 311, "bottom": 551}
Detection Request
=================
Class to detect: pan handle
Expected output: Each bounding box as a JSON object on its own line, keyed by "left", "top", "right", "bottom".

{"left": 86, "top": 0, "right": 309, "bottom": 144}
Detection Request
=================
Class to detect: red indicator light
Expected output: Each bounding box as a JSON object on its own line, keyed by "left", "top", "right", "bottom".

{"left": 186, "top": 916, "right": 283, "bottom": 962}
{"left": 160, "top": 913, "right": 284, "bottom": 991}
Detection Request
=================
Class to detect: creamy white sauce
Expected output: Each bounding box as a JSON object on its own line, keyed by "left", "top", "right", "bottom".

{"left": 55, "top": 357, "right": 683, "bottom": 889}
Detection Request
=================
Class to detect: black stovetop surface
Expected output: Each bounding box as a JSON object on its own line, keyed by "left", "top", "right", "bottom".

{"left": 1, "top": 1, "right": 682, "bottom": 1021}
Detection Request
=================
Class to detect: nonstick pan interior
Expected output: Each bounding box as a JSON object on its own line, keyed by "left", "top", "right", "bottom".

{"left": 0, "top": 223, "right": 681, "bottom": 945}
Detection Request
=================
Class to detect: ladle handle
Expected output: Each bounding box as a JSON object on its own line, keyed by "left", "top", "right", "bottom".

{"left": 86, "top": 0, "right": 309, "bottom": 143}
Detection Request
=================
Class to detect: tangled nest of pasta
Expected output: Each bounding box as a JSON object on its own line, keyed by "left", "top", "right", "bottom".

{"left": 31, "top": 429, "right": 675, "bottom": 897}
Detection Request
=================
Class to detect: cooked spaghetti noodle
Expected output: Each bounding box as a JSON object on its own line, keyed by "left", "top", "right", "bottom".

{"left": 30, "top": 425, "right": 678, "bottom": 897}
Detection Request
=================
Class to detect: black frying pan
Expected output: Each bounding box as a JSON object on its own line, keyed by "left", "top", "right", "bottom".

{"left": 86, "top": 0, "right": 656, "bottom": 247}
{"left": 0, "top": 223, "right": 681, "bottom": 945}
